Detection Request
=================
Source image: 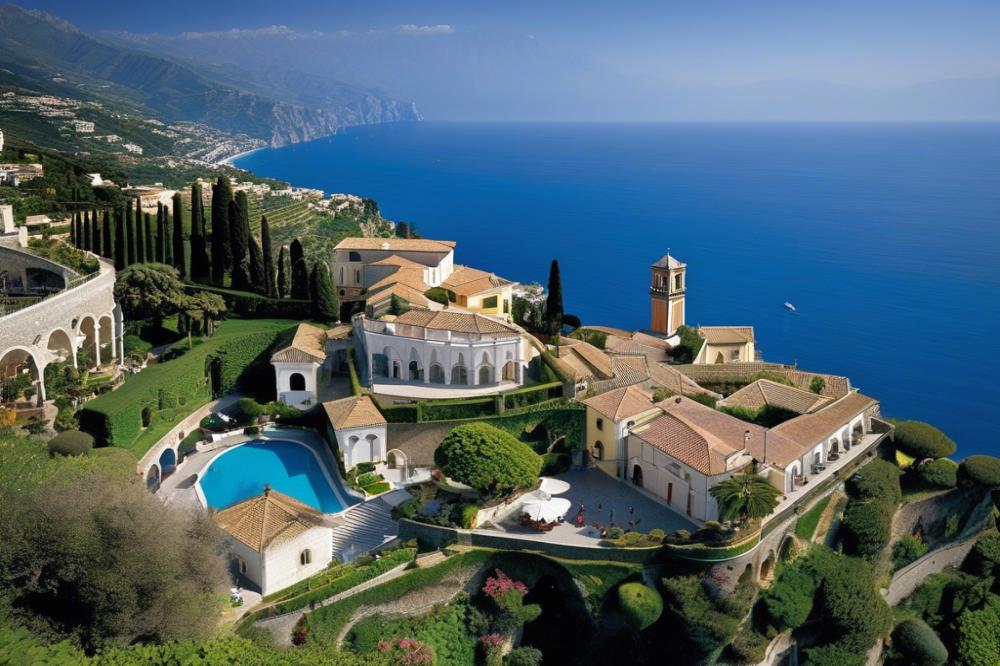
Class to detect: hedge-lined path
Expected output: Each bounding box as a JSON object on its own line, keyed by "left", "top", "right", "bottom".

{"left": 254, "top": 560, "right": 414, "bottom": 647}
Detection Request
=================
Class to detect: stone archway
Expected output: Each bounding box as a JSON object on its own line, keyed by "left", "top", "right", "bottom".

{"left": 159, "top": 447, "right": 177, "bottom": 477}
{"left": 98, "top": 314, "right": 114, "bottom": 364}
{"left": 0, "top": 347, "right": 44, "bottom": 405}
{"left": 289, "top": 372, "right": 306, "bottom": 391}
{"left": 632, "top": 464, "right": 644, "bottom": 487}
{"left": 46, "top": 328, "right": 76, "bottom": 367}
{"left": 146, "top": 463, "right": 161, "bottom": 492}
{"left": 77, "top": 315, "right": 99, "bottom": 368}
{"left": 759, "top": 550, "right": 776, "bottom": 582}
{"left": 779, "top": 535, "right": 797, "bottom": 562}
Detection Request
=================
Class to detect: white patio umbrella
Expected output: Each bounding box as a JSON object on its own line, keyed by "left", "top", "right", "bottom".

{"left": 539, "top": 477, "right": 571, "bottom": 496}
{"left": 521, "top": 497, "right": 572, "bottom": 523}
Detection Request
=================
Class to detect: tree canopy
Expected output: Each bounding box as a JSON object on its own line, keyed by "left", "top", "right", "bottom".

{"left": 894, "top": 420, "right": 957, "bottom": 460}
{"left": 434, "top": 423, "right": 542, "bottom": 496}
{"left": 959, "top": 455, "right": 1000, "bottom": 488}
{"left": 544, "top": 259, "right": 563, "bottom": 334}
{"left": 709, "top": 471, "right": 780, "bottom": 524}
{"left": 113, "top": 263, "right": 186, "bottom": 325}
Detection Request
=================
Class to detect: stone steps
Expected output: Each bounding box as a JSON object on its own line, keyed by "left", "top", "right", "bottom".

{"left": 331, "top": 498, "right": 398, "bottom": 562}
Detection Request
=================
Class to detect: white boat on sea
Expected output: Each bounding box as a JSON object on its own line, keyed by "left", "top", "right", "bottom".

{"left": 784, "top": 301, "right": 796, "bottom": 312}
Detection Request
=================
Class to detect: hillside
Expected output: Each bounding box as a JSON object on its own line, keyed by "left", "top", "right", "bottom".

{"left": 0, "top": 5, "right": 419, "bottom": 148}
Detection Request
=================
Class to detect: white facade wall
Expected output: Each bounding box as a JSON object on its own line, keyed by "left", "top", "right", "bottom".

{"left": 333, "top": 248, "right": 454, "bottom": 293}
{"left": 228, "top": 539, "right": 263, "bottom": 593}
{"left": 337, "top": 423, "right": 388, "bottom": 469}
{"left": 274, "top": 361, "right": 319, "bottom": 409}
{"left": 585, "top": 406, "right": 660, "bottom": 478}
{"left": 781, "top": 411, "right": 869, "bottom": 492}
{"left": 261, "top": 527, "right": 332, "bottom": 596}
{"left": 357, "top": 325, "right": 527, "bottom": 390}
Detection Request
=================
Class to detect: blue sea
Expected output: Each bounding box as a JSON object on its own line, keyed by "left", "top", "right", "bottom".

{"left": 236, "top": 122, "right": 1000, "bottom": 457}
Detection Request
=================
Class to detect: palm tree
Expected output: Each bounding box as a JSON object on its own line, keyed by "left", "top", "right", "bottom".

{"left": 710, "top": 471, "right": 780, "bottom": 525}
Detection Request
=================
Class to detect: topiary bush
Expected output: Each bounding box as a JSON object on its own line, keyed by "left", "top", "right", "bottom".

{"left": 916, "top": 458, "right": 958, "bottom": 489}
{"left": 892, "top": 535, "right": 929, "bottom": 571}
{"left": 894, "top": 420, "right": 957, "bottom": 460}
{"left": 617, "top": 582, "right": 663, "bottom": 631}
{"left": 505, "top": 646, "right": 543, "bottom": 666}
{"left": 842, "top": 498, "right": 894, "bottom": 560}
{"left": 959, "top": 455, "right": 1000, "bottom": 488}
{"left": 969, "top": 535, "right": 1000, "bottom": 577}
{"left": 434, "top": 422, "right": 543, "bottom": 496}
{"left": 846, "top": 459, "right": 902, "bottom": 504}
{"left": 763, "top": 566, "right": 817, "bottom": 630}
{"left": 47, "top": 430, "right": 94, "bottom": 457}
{"left": 892, "top": 617, "right": 948, "bottom": 666}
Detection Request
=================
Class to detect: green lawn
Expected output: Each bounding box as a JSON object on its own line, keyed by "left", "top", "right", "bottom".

{"left": 79, "top": 317, "right": 297, "bottom": 457}
{"left": 795, "top": 495, "right": 833, "bottom": 541}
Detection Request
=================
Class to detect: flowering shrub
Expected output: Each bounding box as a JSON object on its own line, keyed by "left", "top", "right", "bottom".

{"left": 482, "top": 569, "right": 528, "bottom": 600}
{"left": 481, "top": 569, "right": 541, "bottom": 632}
{"left": 480, "top": 633, "right": 506, "bottom": 666}
{"left": 377, "top": 637, "right": 434, "bottom": 665}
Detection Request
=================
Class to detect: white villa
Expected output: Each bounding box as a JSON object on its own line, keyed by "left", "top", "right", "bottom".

{"left": 694, "top": 326, "right": 758, "bottom": 364}
{"left": 270, "top": 323, "right": 352, "bottom": 409}
{"left": 214, "top": 487, "right": 333, "bottom": 596}
{"left": 353, "top": 308, "right": 532, "bottom": 394}
{"left": 584, "top": 378, "right": 884, "bottom": 524}
{"left": 332, "top": 237, "right": 515, "bottom": 319}
{"left": 323, "top": 395, "right": 388, "bottom": 470}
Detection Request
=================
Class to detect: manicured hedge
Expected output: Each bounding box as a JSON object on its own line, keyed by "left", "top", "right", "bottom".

{"left": 503, "top": 381, "right": 563, "bottom": 410}
{"left": 617, "top": 582, "right": 663, "bottom": 630}
{"left": 842, "top": 498, "right": 894, "bottom": 560}
{"left": 959, "top": 455, "right": 1000, "bottom": 488}
{"left": 893, "top": 420, "right": 957, "bottom": 460}
{"left": 846, "top": 459, "right": 901, "bottom": 504}
{"left": 420, "top": 397, "right": 495, "bottom": 421}
{"left": 187, "top": 283, "right": 312, "bottom": 318}
{"left": 892, "top": 617, "right": 948, "bottom": 666}
{"left": 78, "top": 319, "right": 295, "bottom": 455}
{"left": 434, "top": 423, "right": 542, "bottom": 494}
{"left": 47, "top": 430, "right": 94, "bottom": 457}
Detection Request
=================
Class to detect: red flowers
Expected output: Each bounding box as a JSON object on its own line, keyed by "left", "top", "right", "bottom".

{"left": 482, "top": 568, "right": 528, "bottom": 600}
{"left": 377, "top": 638, "right": 433, "bottom": 665}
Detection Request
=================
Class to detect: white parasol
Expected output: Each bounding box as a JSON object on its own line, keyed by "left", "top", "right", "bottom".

{"left": 539, "top": 477, "right": 571, "bottom": 496}
{"left": 521, "top": 497, "right": 572, "bottom": 523}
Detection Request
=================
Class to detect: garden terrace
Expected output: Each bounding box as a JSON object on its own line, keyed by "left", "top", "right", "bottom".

{"left": 77, "top": 318, "right": 297, "bottom": 458}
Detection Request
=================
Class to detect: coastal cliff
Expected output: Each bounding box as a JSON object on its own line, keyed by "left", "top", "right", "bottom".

{"left": 268, "top": 99, "right": 421, "bottom": 148}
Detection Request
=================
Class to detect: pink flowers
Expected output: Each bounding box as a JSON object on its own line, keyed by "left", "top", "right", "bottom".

{"left": 482, "top": 568, "right": 528, "bottom": 600}
{"left": 377, "top": 638, "right": 433, "bottom": 665}
{"left": 480, "top": 633, "right": 506, "bottom": 648}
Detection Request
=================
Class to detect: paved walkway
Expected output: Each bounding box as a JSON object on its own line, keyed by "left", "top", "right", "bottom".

{"left": 488, "top": 468, "right": 697, "bottom": 545}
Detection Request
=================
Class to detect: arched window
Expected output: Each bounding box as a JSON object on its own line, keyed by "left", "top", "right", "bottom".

{"left": 409, "top": 360, "right": 421, "bottom": 381}
{"left": 300, "top": 549, "right": 312, "bottom": 566}
{"left": 366, "top": 434, "right": 379, "bottom": 461}
{"left": 596, "top": 418, "right": 604, "bottom": 431}
{"left": 594, "top": 441, "right": 604, "bottom": 460}
{"left": 289, "top": 372, "right": 306, "bottom": 391}
{"left": 430, "top": 363, "right": 445, "bottom": 384}
{"left": 478, "top": 365, "right": 492, "bottom": 384}
{"left": 451, "top": 364, "right": 468, "bottom": 385}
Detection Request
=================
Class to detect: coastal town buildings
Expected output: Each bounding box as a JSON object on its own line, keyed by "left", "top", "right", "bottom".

{"left": 213, "top": 487, "right": 333, "bottom": 596}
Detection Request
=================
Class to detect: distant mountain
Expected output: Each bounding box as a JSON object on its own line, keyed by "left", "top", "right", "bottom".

{"left": 0, "top": 5, "right": 419, "bottom": 146}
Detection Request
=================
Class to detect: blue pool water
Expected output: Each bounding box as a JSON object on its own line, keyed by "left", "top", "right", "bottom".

{"left": 236, "top": 122, "right": 1000, "bottom": 456}
{"left": 199, "top": 439, "right": 348, "bottom": 513}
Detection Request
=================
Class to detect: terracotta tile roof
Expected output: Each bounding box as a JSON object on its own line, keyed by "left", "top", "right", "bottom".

{"left": 557, "top": 339, "right": 613, "bottom": 381}
{"left": 633, "top": 412, "right": 733, "bottom": 475}
{"left": 367, "top": 281, "right": 431, "bottom": 308}
{"left": 631, "top": 331, "right": 673, "bottom": 351}
{"left": 325, "top": 324, "right": 353, "bottom": 341}
{"left": 651, "top": 253, "right": 686, "bottom": 269}
{"left": 719, "top": 379, "right": 832, "bottom": 414}
{"left": 647, "top": 362, "right": 720, "bottom": 399}
{"left": 698, "top": 326, "right": 756, "bottom": 344}
{"left": 323, "top": 395, "right": 387, "bottom": 430}
{"left": 579, "top": 325, "right": 633, "bottom": 338}
{"left": 335, "top": 237, "right": 456, "bottom": 253}
{"left": 582, "top": 385, "right": 657, "bottom": 421}
{"left": 442, "top": 265, "right": 513, "bottom": 297}
{"left": 369, "top": 255, "right": 427, "bottom": 268}
{"left": 392, "top": 308, "right": 520, "bottom": 335}
{"left": 606, "top": 336, "right": 669, "bottom": 360}
{"left": 771, "top": 392, "right": 876, "bottom": 449}
{"left": 214, "top": 488, "right": 328, "bottom": 552}
{"left": 368, "top": 266, "right": 429, "bottom": 293}
{"left": 271, "top": 323, "right": 327, "bottom": 364}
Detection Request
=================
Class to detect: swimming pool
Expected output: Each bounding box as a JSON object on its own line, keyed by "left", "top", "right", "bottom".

{"left": 198, "top": 439, "right": 349, "bottom": 513}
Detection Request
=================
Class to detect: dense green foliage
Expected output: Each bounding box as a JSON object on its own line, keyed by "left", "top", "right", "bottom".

{"left": 113, "top": 263, "right": 186, "bottom": 326}
{"left": 660, "top": 572, "right": 758, "bottom": 659}
{"left": 816, "top": 555, "right": 893, "bottom": 654}
{"left": 617, "top": 583, "right": 663, "bottom": 630}
{"left": 841, "top": 458, "right": 901, "bottom": 559}
{"left": 346, "top": 598, "right": 475, "bottom": 666}
{"left": 894, "top": 420, "right": 957, "bottom": 459}
{"left": 47, "top": 429, "right": 94, "bottom": 457}
{"left": 892, "top": 617, "right": 949, "bottom": 666}
{"left": 892, "top": 535, "right": 930, "bottom": 571}
{"left": 544, "top": 259, "right": 563, "bottom": 334}
{"left": 763, "top": 565, "right": 818, "bottom": 630}
{"left": 568, "top": 327, "right": 608, "bottom": 349}
{"left": 435, "top": 423, "right": 543, "bottom": 496}
{"left": 309, "top": 261, "right": 338, "bottom": 322}
{"left": 210, "top": 176, "right": 232, "bottom": 285}
{"left": 670, "top": 325, "right": 705, "bottom": 364}
{"left": 916, "top": 457, "right": 959, "bottom": 489}
{"left": 27, "top": 237, "right": 99, "bottom": 275}
{"left": 794, "top": 495, "right": 831, "bottom": 540}
{"left": 959, "top": 455, "right": 1000, "bottom": 488}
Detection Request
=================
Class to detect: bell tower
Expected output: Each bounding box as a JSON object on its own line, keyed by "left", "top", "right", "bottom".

{"left": 650, "top": 251, "right": 686, "bottom": 336}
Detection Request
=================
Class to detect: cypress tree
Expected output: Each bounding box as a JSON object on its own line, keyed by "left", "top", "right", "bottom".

{"left": 189, "top": 183, "right": 210, "bottom": 283}
{"left": 125, "top": 200, "right": 136, "bottom": 266}
{"left": 114, "top": 207, "right": 126, "bottom": 270}
{"left": 290, "top": 239, "right": 309, "bottom": 300}
{"left": 172, "top": 193, "right": 185, "bottom": 278}
{"left": 90, "top": 209, "right": 99, "bottom": 255}
{"left": 144, "top": 212, "right": 154, "bottom": 263}
{"left": 261, "top": 216, "right": 276, "bottom": 297}
{"left": 101, "top": 209, "right": 112, "bottom": 260}
{"left": 249, "top": 235, "right": 265, "bottom": 294}
{"left": 276, "top": 245, "right": 290, "bottom": 299}
{"left": 155, "top": 203, "right": 166, "bottom": 264}
{"left": 70, "top": 211, "right": 77, "bottom": 246}
{"left": 134, "top": 200, "right": 145, "bottom": 264}
{"left": 230, "top": 191, "right": 252, "bottom": 290}
{"left": 309, "top": 261, "right": 339, "bottom": 322}
{"left": 210, "top": 176, "right": 232, "bottom": 285}
{"left": 545, "top": 259, "right": 564, "bottom": 334}
{"left": 81, "top": 210, "right": 91, "bottom": 251}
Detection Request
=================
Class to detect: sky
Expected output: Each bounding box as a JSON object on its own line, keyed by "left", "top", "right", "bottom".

{"left": 14, "top": 0, "right": 1000, "bottom": 119}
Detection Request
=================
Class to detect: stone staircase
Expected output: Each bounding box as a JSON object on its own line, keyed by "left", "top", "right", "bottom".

{"left": 330, "top": 498, "right": 399, "bottom": 563}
